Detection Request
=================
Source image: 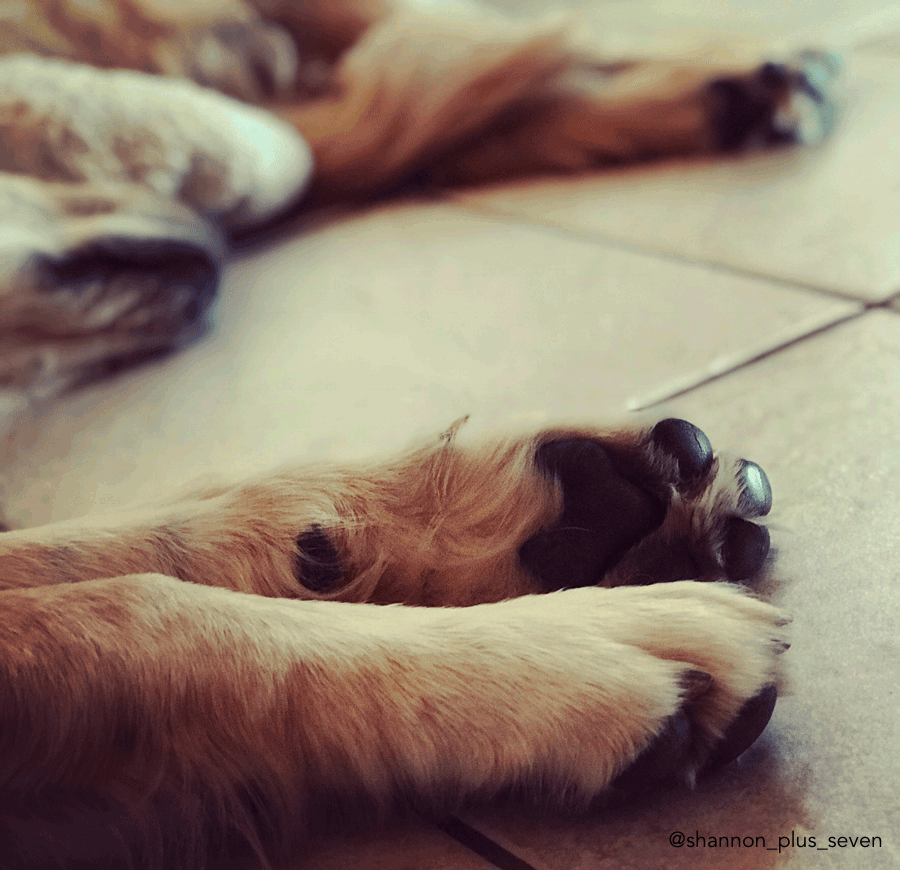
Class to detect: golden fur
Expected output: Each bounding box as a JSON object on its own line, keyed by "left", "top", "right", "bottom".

{"left": 0, "top": 418, "right": 789, "bottom": 868}
{"left": 0, "top": 0, "right": 830, "bottom": 865}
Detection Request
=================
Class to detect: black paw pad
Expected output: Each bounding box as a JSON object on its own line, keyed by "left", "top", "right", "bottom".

{"left": 294, "top": 526, "right": 343, "bottom": 592}
{"left": 722, "top": 518, "right": 770, "bottom": 580}
{"left": 737, "top": 459, "right": 773, "bottom": 518}
{"left": 651, "top": 418, "right": 714, "bottom": 481}
{"left": 520, "top": 439, "right": 666, "bottom": 589}
{"left": 703, "top": 684, "right": 778, "bottom": 772}
{"left": 708, "top": 68, "right": 793, "bottom": 151}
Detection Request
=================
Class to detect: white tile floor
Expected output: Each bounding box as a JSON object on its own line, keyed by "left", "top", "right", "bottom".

{"left": 3, "top": 4, "right": 900, "bottom": 869}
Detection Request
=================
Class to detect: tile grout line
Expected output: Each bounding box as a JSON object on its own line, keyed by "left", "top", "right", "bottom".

{"left": 434, "top": 816, "right": 544, "bottom": 870}
{"left": 450, "top": 197, "right": 890, "bottom": 307}
{"left": 627, "top": 308, "right": 867, "bottom": 411}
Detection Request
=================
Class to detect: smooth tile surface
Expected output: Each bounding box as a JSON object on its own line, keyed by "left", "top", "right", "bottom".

{"left": 0, "top": 202, "right": 855, "bottom": 526}
{"left": 462, "top": 312, "right": 900, "bottom": 869}
{"left": 857, "top": 32, "right": 900, "bottom": 56}
{"left": 457, "top": 54, "right": 900, "bottom": 301}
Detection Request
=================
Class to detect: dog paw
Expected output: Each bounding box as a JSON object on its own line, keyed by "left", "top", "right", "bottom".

{"left": 173, "top": 20, "right": 300, "bottom": 102}
{"left": 2, "top": 230, "right": 221, "bottom": 396}
{"left": 706, "top": 49, "right": 841, "bottom": 150}
{"left": 519, "top": 419, "right": 772, "bottom": 589}
{"left": 589, "top": 581, "right": 789, "bottom": 791}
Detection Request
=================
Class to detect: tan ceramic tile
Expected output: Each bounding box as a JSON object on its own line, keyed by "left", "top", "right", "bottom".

{"left": 486, "top": 0, "right": 900, "bottom": 47}
{"left": 456, "top": 54, "right": 900, "bottom": 302}
{"left": 857, "top": 32, "right": 900, "bottom": 56}
{"left": 0, "top": 202, "right": 856, "bottom": 526}
{"left": 462, "top": 311, "right": 900, "bottom": 869}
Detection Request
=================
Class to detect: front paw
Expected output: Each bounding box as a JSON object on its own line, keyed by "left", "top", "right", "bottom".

{"left": 596, "top": 581, "right": 790, "bottom": 793}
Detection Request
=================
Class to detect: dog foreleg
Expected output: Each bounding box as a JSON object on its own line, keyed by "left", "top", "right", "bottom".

{"left": 0, "top": 574, "right": 787, "bottom": 867}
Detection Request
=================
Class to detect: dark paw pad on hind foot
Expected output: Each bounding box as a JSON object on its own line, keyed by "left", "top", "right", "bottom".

{"left": 721, "top": 459, "right": 773, "bottom": 580}
{"left": 722, "top": 517, "right": 770, "bottom": 580}
{"left": 294, "top": 526, "right": 343, "bottom": 592}
{"left": 737, "top": 459, "right": 772, "bottom": 518}
{"left": 520, "top": 419, "right": 773, "bottom": 589}
{"left": 520, "top": 439, "right": 666, "bottom": 589}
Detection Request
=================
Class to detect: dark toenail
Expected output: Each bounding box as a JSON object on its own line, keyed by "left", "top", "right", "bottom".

{"left": 703, "top": 685, "right": 778, "bottom": 772}
{"left": 294, "top": 525, "right": 343, "bottom": 592}
{"left": 612, "top": 710, "right": 692, "bottom": 795}
{"left": 737, "top": 460, "right": 773, "bottom": 517}
{"left": 722, "top": 518, "right": 770, "bottom": 580}
{"left": 651, "top": 419, "right": 714, "bottom": 480}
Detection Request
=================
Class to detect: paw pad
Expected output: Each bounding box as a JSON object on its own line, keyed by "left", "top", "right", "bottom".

{"left": 707, "top": 49, "right": 841, "bottom": 151}
{"left": 614, "top": 683, "right": 780, "bottom": 794}
{"left": 651, "top": 418, "right": 714, "bottom": 481}
{"left": 737, "top": 459, "right": 772, "bottom": 518}
{"left": 522, "top": 439, "right": 666, "bottom": 589}
{"left": 612, "top": 710, "right": 693, "bottom": 795}
{"left": 521, "top": 419, "right": 774, "bottom": 589}
{"left": 722, "top": 517, "right": 770, "bottom": 580}
{"left": 294, "top": 526, "right": 343, "bottom": 592}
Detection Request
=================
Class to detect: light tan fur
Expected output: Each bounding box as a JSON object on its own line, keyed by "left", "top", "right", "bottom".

{"left": 0, "top": 574, "right": 786, "bottom": 867}
{"left": 0, "top": 419, "right": 788, "bottom": 867}
{"left": 0, "top": 0, "right": 817, "bottom": 865}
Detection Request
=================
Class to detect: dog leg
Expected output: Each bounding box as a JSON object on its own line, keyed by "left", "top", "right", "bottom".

{"left": 0, "top": 574, "right": 789, "bottom": 868}
{"left": 273, "top": 8, "right": 577, "bottom": 198}
{"left": 0, "top": 0, "right": 301, "bottom": 102}
{"left": 0, "top": 54, "right": 312, "bottom": 397}
{"left": 0, "top": 419, "right": 772, "bottom": 605}
{"left": 272, "top": 7, "right": 840, "bottom": 196}
{"left": 430, "top": 48, "right": 842, "bottom": 186}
